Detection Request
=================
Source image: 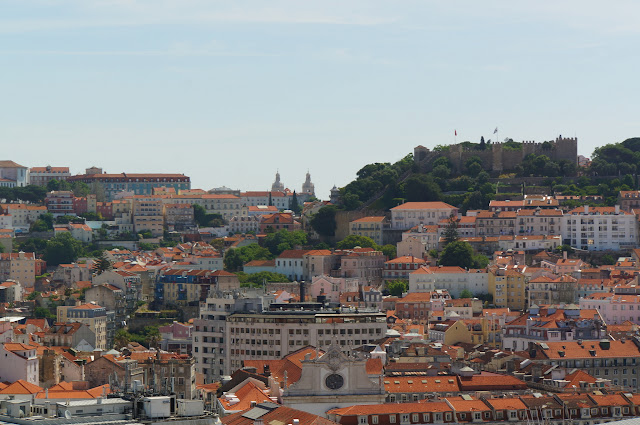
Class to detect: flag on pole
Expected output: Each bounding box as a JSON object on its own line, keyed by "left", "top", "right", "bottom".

{"left": 455, "top": 130, "right": 457, "bottom": 136}
{"left": 493, "top": 127, "right": 498, "bottom": 134}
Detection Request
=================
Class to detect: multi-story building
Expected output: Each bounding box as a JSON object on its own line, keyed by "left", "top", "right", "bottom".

{"left": 528, "top": 274, "right": 578, "bottom": 306}
{"left": 502, "top": 305, "right": 607, "bottom": 352}
{"left": 45, "top": 191, "right": 75, "bottom": 215}
{"left": 561, "top": 205, "right": 637, "bottom": 251}
{"left": 383, "top": 256, "right": 427, "bottom": 281}
{"left": 581, "top": 292, "right": 640, "bottom": 325}
{"left": 390, "top": 202, "right": 458, "bottom": 230}
{"left": 349, "top": 216, "right": 387, "bottom": 245}
{"left": 42, "top": 322, "right": 97, "bottom": 350}
{"left": 259, "top": 212, "right": 301, "bottom": 233}
{"left": 240, "top": 191, "right": 290, "bottom": 210}
{"left": 524, "top": 339, "right": 640, "bottom": 388}
{"left": 395, "top": 291, "right": 451, "bottom": 322}
{"left": 409, "top": 266, "right": 488, "bottom": 298}
{"left": 68, "top": 171, "right": 191, "bottom": 201}
{"left": 132, "top": 196, "right": 164, "bottom": 236}
{"left": 475, "top": 211, "right": 517, "bottom": 236}
{"left": 0, "top": 343, "right": 39, "bottom": 385}
{"left": 437, "top": 216, "right": 476, "bottom": 239}
{"left": 129, "top": 352, "right": 196, "bottom": 399}
{"left": 619, "top": 190, "right": 640, "bottom": 212}
{"left": 275, "top": 250, "right": 308, "bottom": 281}
{"left": 160, "top": 321, "right": 193, "bottom": 355}
{"left": 29, "top": 166, "right": 71, "bottom": 186}
{"left": 163, "top": 203, "right": 195, "bottom": 231}
{"left": 397, "top": 224, "right": 438, "bottom": 257}
{"left": 515, "top": 208, "right": 562, "bottom": 236}
{"left": 0, "top": 204, "right": 47, "bottom": 232}
{"left": 193, "top": 289, "right": 273, "bottom": 382}
{"left": 56, "top": 303, "right": 108, "bottom": 350}
{"left": 0, "top": 252, "right": 37, "bottom": 288}
{"left": 227, "top": 215, "right": 261, "bottom": 234}
{"left": 335, "top": 247, "right": 385, "bottom": 283}
{"left": 193, "top": 292, "right": 386, "bottom": 383}
{"left": 488, "top": 267, "right": 527, "bottom": 311}
{"left": 0, "top": 161, "right": 29, "bottom": 187}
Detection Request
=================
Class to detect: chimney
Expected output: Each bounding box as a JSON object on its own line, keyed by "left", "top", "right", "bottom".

{"left": 615, "top": 205, "right": 620, "bottom": 214}
{"left": 299, "top": 281, "right": 305, "bottom": 303}
{"left": 293, "top": 420, "right": 300, "bottom": 425}
{"left": 584, "top": 205, "right": 588, "bottom": 214}
{"left": 563, "top": 251, "right": 567, "bottom": 260}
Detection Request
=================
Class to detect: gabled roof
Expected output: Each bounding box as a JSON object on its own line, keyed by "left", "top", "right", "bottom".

{"left": 0, "top": 380, "right": 43, "bottom": 395}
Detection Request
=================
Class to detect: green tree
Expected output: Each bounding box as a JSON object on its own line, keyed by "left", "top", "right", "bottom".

{"left": 92, "top": 253, "right": 112, "bottom": 275}
{"left": 240, "top": 271, "right": 290, "bottom": 287}
{"left": 443, "top": 215, "right": 459, "bottom": 245}
{"left": 380, "top": 244, "right": 397, "bottom": 259}
{"left": 601, "top": 254, "right": 616, "bottom": 265}
{"left": 459, "top": 289, "right": 473, "bottom": 299}
{"left": 387, "top": 280, "right": 408, "bottom": 297}
{"left": 34, "top": 306, "right": 55, "bottom": 319}
{"left": 401, "top": 174, "right": 441, "bottom": 202}
{"left": 263, "top": 230, "right": 308, "bottom": 256}
{"left": 439, "top": 240, "right": 474, "bottom": 269}
{"left": 289, "top": 191, "right": 301, "bottom": 215}
{"left": 43, "top": 232, "right": 84, "bottom": 266}
{"left": 47, "top": 179, "right": 60, "bottom": 191}
{"left": 336, "top": 235, "right": 377, "bottom": 250}
{"left": 30, "top": 219, "right": 50, "bottom": 232}
{"left": 224, "top": 244, "right": 273, "bottom": 272}
{"left": 310, "top": 206, "right": 337, "bottom": 237}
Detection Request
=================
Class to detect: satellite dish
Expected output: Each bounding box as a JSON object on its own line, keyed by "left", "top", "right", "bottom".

{"left": 65, "top": 411, "right": 72, "bottom": 419}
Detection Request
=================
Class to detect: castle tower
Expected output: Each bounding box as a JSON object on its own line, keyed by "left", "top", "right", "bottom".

{"left": 330, "top": 185, "right": 340, "bottom": 204}
{"left": 302, "top": 171, "right": 315, "bottom": 196}
{"left": 271, "top": 170, "right": 284, "bottom": 192}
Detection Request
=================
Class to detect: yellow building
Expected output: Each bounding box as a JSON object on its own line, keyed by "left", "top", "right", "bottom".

{"left": 349, "top": 216, "right": 387, "bottom": 245}
{"left": 488, "top": 267, "right": 527, "bottom": 311}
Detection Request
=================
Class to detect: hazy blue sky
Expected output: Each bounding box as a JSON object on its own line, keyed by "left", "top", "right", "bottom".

{"left": 2, "top": 1, "right": 639, "bottom": 199}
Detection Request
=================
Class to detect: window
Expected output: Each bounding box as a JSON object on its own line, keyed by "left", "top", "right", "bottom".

{"left": 389, "top": 415, "right": 396, "bottom": 423}
{"left": 358, "top": 416, "right": 368, "bottom": 424}
{"left": 401, "top": 414, "right": 409, "bottom": 423}
{"left": 372, "top": 417, "right": 378, "bottom": 424}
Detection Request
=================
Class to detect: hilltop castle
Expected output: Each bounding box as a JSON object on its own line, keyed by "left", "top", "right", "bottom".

{"left": 414, "top": 135, "right": 577, "bottom": 173}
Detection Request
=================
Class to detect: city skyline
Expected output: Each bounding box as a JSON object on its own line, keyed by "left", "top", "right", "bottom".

{"left": 3, "top": 1, "right": 639, "bottom": 198}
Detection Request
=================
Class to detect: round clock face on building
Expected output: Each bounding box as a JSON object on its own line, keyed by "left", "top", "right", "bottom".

{"left": 325, "top": 373, "right": 344, "bottom": 390}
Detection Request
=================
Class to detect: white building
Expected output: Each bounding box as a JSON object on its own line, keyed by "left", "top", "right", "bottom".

{"left": 0, "top": 161, "right": 29, "bottom": 187}
{"left": 390, "top": 202, "right": 458, "bottom": 230}
{"left": 0, "top": 343, "right": 39, "bottom": 385}
{"left": 409, "top": 266, "right": 489, "bottom": 298}
{"left": 561, "top": 205, "right": 637, "bottom": 251}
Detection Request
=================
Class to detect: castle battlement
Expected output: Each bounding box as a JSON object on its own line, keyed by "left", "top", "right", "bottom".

{"left": 414, "top": 134, "right": 578, "bottom": 172}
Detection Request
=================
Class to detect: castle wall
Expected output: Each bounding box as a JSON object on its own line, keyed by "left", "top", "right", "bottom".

{"left": 415, "top": 135, "right": 578, "bottom": 173}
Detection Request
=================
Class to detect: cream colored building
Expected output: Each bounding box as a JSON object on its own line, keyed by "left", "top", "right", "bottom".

{"left": 349, "top": 216, "right": 386, "bottom": 245}
{"left": 132, "top": 196, "right": 164, "bottom": 236}
{"left": 57, "top": 302, "right": 108, "bottom": 350}
{"left": 390, "top": 202, "right": 458, "bottom": 230}
{"left": 0, "top": 252, "right": 36, "bottom": 288}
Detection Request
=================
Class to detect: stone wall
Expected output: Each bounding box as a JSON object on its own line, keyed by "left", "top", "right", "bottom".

{"left": 415, "top": 135, "right": 578, "bottom": 174}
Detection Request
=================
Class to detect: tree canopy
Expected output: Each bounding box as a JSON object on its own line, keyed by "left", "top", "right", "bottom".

{"left": 263, "top": 230, "right": 308, "bottom": 256}
{"left": 310, "top": 205, "right": 337, "bottom": 237}
{"left": 224, "top": 243, "right": 273, "bottom": 272}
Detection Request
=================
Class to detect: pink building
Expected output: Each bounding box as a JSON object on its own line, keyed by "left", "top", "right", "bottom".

{"left": 580, "top": 293, "right": 640, "bottom": 325}
{"left": 159, "top": 321, "right": 193, "bottom": 355}
{"left": 334, "top": 247, "right": 385, "bottom": 283}
{"left": 308, "top": 275, "right": 359, "bottom": 303}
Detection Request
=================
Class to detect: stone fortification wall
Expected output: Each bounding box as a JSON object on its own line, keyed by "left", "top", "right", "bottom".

{"left": 414, "top": 135, "right": 577, "bottom": 173}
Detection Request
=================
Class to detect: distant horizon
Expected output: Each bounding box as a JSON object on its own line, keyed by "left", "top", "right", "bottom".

{"left": 3, "top": 2, "right": 638, "bottom": 200}
{"left": 10, "top": 132, "right": 619, "bottom": 200}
